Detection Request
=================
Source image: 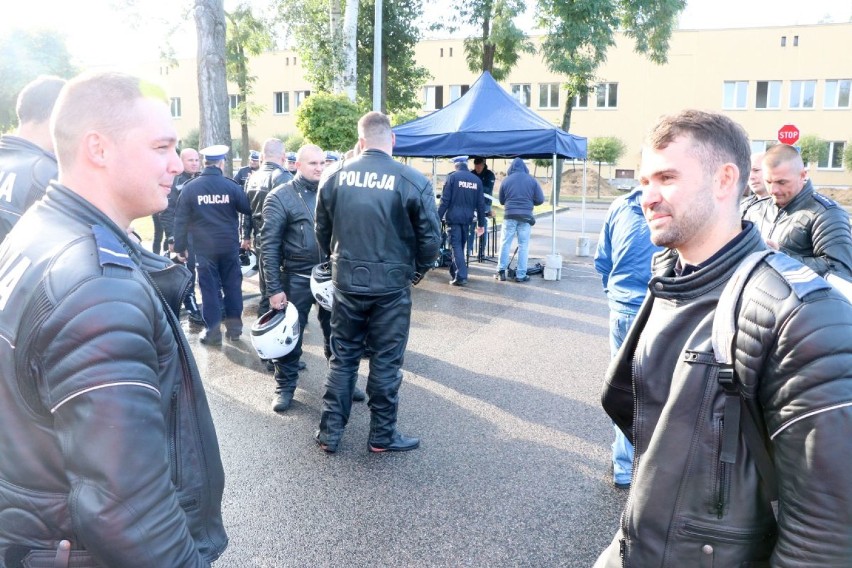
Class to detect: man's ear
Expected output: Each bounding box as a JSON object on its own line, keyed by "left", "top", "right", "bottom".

{"left": 715, "top": 162, "right": 740, "bottom": 201}
{"left": 391, "top": 132, "right": 396, "bottom": 147}
{"left": 83, "top": 131, "right": 108, "bottom": 167}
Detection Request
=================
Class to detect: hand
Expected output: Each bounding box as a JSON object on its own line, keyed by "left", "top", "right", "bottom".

{"left": 168, "top": 243, "right": 175, "bottom": 253}
{"left": 177, "top": 251, "right": 188, "bottom": 263}
{"left": 476, "top": 226, "right": 485, "bottom": 236}
{"left": 241, "top": 239, "right": 251, "bottom": 250}
{"left": 270, "top": 292, "right": 288, "bottom": 310}
{"left": 765, "top": 239, "right": 780, "bottom": 250}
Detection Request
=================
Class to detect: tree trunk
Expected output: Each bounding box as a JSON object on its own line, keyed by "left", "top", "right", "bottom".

{"left": 237, "top": 45, "right": 250, "bottom": 164}
{"left": 330, "top": 0, "right": 342, "bottom": 93}
{"left": 481, "top": 13, "right": 493, "bottom": 73}
{"left": 341, "top": 0, "right": 358, "bottom": 101}
{"left": 194, "top": 0, "right": 232, "bottom": 176}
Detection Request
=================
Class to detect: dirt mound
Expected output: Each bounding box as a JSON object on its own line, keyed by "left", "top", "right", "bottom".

{"left": 532, "top": 168, "right": 624, "bottom": 198}
{"left": 817, "top": 187, "right": 852, "bottom": 206}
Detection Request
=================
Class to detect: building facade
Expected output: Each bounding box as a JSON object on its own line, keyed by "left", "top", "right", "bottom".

{"left": 142, "top": 22, "right": 852, "bottom": 187}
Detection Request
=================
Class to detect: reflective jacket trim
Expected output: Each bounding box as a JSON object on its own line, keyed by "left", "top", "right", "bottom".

{"left": 770, "top": 401, "right": 852, "bottom": 440}
{"left": 51, "top": 382, "right": 161, "bottom": 414}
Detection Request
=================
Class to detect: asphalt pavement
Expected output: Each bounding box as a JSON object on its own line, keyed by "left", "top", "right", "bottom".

{"left": 183, "top": 204, "right": 627, "bottom": 567}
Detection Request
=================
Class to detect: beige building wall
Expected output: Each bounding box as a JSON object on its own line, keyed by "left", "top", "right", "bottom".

{"left": 139, "top": 22, "right": 852, "bottom": 186}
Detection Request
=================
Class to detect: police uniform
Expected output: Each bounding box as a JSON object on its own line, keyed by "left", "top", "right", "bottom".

{"left": 234, "top": 150, "right": 260, "bottom": 188}
{"left": 173, "top": 145, "right": 251, "bottom": 343}
{"left": 437, "top": 156, "right": 486, "bottom": 284}
{"left": 163, "top": 169, "right": 202, "bottom": 321}
{"left": 314, "top": 147, "right": 441, "bottom": 452}
{"left": 0, "top": 135, "right": 57, "bottom": 242}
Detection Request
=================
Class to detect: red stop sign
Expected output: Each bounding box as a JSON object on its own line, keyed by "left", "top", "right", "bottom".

{"left": 778, "top": 124, "right": 800, "bottom": 145}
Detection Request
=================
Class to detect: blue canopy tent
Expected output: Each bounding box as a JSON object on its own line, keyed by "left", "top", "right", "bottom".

{"left": 391, "top": 71, "right": 590, "bottom": 267}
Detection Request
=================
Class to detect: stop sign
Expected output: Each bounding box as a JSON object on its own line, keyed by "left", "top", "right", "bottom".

{"left": 778, "top": 124, "right": 800, "bottom": 145}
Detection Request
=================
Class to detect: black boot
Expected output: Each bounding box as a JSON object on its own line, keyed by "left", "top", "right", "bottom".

{"left": 369, "top": 431, "right": 420, "bottom": 453}
{"left": 495, "top": 270, "right": 506, "bottom": 281}
{"left": 271, "top": 390, "right": 294, "bottom": 412}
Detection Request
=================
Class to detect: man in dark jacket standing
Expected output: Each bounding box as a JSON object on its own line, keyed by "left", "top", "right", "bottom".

{"left": 242, "top": 137, "right": 292, "bottom": 316}
{"left": 0, "top": 71, "right": 227, "bottom": 567}
{"left": 470, "top": 156, "right": 496, "bottom": 258}
{"left": 495, "top": 158, "right": 545, "bottom": 282}
{"left": 314, "top": 111, "right": 440, "bottom": 454}
{"left": 596, "top": 110, "right": 852, "bottom": 567}
{"left": 0, "top": 75, "right": 65, "bottom": 242}
{"left": 174, "top": 145, "right": 251, "bottom": 345}
{"left": 438, "top": 155, "right": 485, "bottom": 286}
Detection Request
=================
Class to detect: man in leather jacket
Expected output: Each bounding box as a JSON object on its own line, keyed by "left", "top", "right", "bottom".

{"left": 743, "top": 143, "right": 852, "bottom": 279}
{"left": 596, "top": 110, "right": 852, "bottom": 567}
{"left": 314, "top": 112, "right": 440, "bottom": 454}
{"left": 242, "top": 138, "right": 292, "bottom": 316}
{"left": 0, "top": 75, "right": 65, "bottom": 242}
{"left": 0, "top": 72, "right": 227, "bottom": 567}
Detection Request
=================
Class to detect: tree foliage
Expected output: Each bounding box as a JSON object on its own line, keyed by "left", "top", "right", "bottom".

{"left": 295, "top": 93, "right": 361, "bottom": 151}
{"left": 0, "top": 28, "right": 76, "bottom": 132}
{"left": 459, "top": 0, "right": 534, "bottom": 81}
{"left": 844, "top": 141, "right": 852, "bottom": 173}
{"left": 535, "top": 0, "right": 686, "bottom": 131}
{"left": 798, "top": 136, "right": 828, "bottom": 166}
{"left": 226, "top": 4, "right": 274, "bottom": 164}
{"left": 588, "top": 137, "right": 626, "bottom": 197}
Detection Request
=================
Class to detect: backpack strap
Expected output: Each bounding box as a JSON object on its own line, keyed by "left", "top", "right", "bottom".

{"left": 712, "top": 249, "right": 778, "bottom": 501}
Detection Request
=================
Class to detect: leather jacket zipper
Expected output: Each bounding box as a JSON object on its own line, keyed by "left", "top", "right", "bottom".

{"left": 169, "top": 389, "right": 180, "bottom": 485}
{"left": 296, "top": 189, "right": 323, "bottom": 264}
{"left": 715, "top": 417, "right": 729, "bottom": 519}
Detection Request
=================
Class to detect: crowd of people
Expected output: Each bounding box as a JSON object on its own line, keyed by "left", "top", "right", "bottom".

{"left": 1, "top": 71, "right": 851, "bottom": 566}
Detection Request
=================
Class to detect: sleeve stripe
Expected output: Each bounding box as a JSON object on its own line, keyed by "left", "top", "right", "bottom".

{"left": 51, "top": 382, "right": 161, "bottom": 414}
{"left": 770, "top": 401, "right": 852, "bottom": 440}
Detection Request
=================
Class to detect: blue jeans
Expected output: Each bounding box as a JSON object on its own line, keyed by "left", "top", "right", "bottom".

{"left": 497, "top": 218, "right": 531, "bottom": 277}
{"left": 610, "top": 310, "right": 636, "bottom": 485}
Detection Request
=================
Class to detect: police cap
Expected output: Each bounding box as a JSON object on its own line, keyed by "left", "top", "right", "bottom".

{"left": 200, "top": 144, "right": 229, "bottom": 161}
{"left": 249, "top": 150, "right": 261, "bottom": 161}
{"left": 325, "top": 151, "right": 340, "bottom": 162}
{"left": 452, "top": 155, "right": 468, "bottom": 167}
{"left": 286, "top": 151, "right": 297, "bottom": 162}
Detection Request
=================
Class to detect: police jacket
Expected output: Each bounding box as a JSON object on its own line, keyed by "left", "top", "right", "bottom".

{"left": 0, "top": 135, "right": 57, "bottom": 242}
{"left": 499, "top": 158, "right": 545, "bottom": 221}
{"left": 438, "top": 164, "right": 485, "bottom": 226}
{"left": 0, "top": 183, "right": 228, "bottom": 567}
{"left": 316, "top": 149, "right": 441, "bottom": 295}
{"left": 242, "top": 162, "right": 292, "bottom": 241}
{"left": 598, "top": 224, "right": 852, "bottom": 567}
{"left": 743, "top": 180, "right": 852, "bottom": 278}
{"left": 162, "top": 170, "right": 197, "bottom": 241}
{"left": 173, "top": 165, "right": 251, "bottom": 257}
{"left": 260, "top": 173, "right": 324, "bottom": 296}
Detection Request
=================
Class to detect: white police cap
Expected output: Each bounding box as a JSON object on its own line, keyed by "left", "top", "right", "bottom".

{"left": 451, "top": 155, "right": 468, "bottom": 166}
{"left": 249, "top": 150, "right": 261, "bottom": 161}
{"left": 200, "top": 144, "right": 230, "bottom": 161}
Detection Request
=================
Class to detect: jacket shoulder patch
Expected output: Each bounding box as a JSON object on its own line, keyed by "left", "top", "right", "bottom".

{"left": 764, "top": 252, "right": 830, "bottom": 299}
{"left": 92, "top": 225, "right": 135, "bottom": 270}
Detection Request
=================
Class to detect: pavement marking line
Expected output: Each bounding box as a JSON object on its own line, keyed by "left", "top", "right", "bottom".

{"left": 404, "top": 372, "right": 607, "bottom": 477}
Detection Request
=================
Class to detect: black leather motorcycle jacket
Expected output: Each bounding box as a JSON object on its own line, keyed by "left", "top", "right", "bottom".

{"left": 0, "top": 135, "right": 57, "bottom": 242}
{"left": 242, "top": 162, "right": 292, "bottom": 242}
{"left": 315, "top": 149, "right": 441, "bottom": 295}
{"left": 0, "top": 183, "right": 228, "bottom": 567}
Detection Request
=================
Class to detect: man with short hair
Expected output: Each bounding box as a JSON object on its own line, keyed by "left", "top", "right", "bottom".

{"left": 495, "top": 158, "right": 545, "bottom": 282}
{"left": 174, "top": 145, "right": 252, "bottom": 345}
{"left": 242, "top": 138, "right": 293, "bottom": 316}
{"left": 0, "top": 75, "right": 65, "bottom": 242}
{"left": 235, "top": 149, "right": 261, "bottom": 188}
{"left": 0, "top": 71, "right": 227, "bottom": 566}
{"left": 743, "top": 143, "right": 852, "bottom": 278}
{"left": 469, "top": 156, "right": 496, "bottom": 258}
{"left": 438, "top": 155, "right": 485, "bottom": 286}
{"left": 314, "top": 111, "right": 440, "bottom": 453}
{"left": 739, "top": 151, "right": 767, "bottom": 214}
{"left": 596, "top": 109, "right": 852, "bottom": 567}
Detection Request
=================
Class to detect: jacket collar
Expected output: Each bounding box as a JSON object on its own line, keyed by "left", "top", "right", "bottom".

{"left": 293, "top": 173, "right": 319, "bottom": 192}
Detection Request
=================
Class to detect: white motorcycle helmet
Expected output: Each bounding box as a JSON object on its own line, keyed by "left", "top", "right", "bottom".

{"left": 310, "top": 262, "right": 334, "bottom": 312}
{"left": 240, "top": 249, "right": 258, "bottom": 278}
{"left": 250, "top": 304, "right": 300, "bottom": 360}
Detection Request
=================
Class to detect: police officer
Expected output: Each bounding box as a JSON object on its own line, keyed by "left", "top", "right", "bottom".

{"left": 261, "top": 144, "right": 365, "bottom": 412}
{"left": 235, "top": 149, "right": 260, "bottom": 188}
{"left": 314, "top": 111, "right": 441, "bottom": 454}
{"left": 285, "top": 151, "right": 298, "bottom": 175}
{"left": 242, "top": 138, "right": 292, "bottom": 316}
{"left": 438, "top": 156, "right": 485, "bottom": 286}
{"left": 173, "top": 145, "right": 251, "bottom": 345}
{"left": 0, "top": 75, "right": 65, "bottom": 242}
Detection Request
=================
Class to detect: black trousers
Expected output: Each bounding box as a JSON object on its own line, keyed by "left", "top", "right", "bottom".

{"left": 196, "top": 250, "right": 243, "bottom": 336}
{"left": 317, "top": 287, "right": 411, "bottom": 448}
{"left": 151, "top": 213, "right": 165, "bottom": 255}
{"left": 253, "top": 233, "right": 270, "bottom": 316}
{"left": 272, "top": 273, "right": 331, "bottom": 393}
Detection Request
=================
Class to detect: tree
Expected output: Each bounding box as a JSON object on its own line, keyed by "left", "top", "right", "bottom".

{"left": 798, "top": 136, "right": 828, "bottom": 168}
{"left": 339, "top": 0, "right": 359, "bottom": 101}
{"left": 0, "top": 28, "right": 76, "bottom": 132}
{"left": 460, "top": 0, "right": 534, "bottom": 81}
{"left": 587, "top": 137, "right": 626, "bottom": 197}
{"left": 536, "top": 0, "right": 686, "bottom": 132}
{"left": 195, "top": 0, "right": 233, "bottom": 176}
{"left": 225, "top": 4, "right": 274, "bottom": 164}
{"left": 295, "top": 93, "right": 361, "bottom": 151}
{"left": 844, "top": 141, "right": 852, "bottom": 173}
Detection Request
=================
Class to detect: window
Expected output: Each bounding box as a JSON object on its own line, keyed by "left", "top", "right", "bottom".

{"left": 440, "top": 48, "right": 444, "bottom": 57}
{"left": 169, "top": 97, "right": 181, "bottom": 118}
{"left": 424, "top": 85, "right": 444, "bottom": 110}
{"left": 781, "top": 36, "right": 787, "bottom": 47}
{"left": 750, "top": 140, "right": 778, "bottom": 154}
{"left": 449, "top": 47, "right": 453, "bottom": 57}
{"left": 511, "top": 83, "right": 531, "bottom": 107}
{"left": 449, "top": 84, "right": 469, "bottom": 103}
{"left": 793, "top": 35, "right": 799, "bottom": 47}
{"left": 228, "top": 94, "right": 244, "bottom": 110}
{"left": 294, "top": 90, "right": 310, "bottom": 108}
{"left": 273, "top": 91, "right": 290, "bottom": 114}
{"left": 574, "top": 92, "right": 589, "bottom": 109}
{"left": 818, "top": 141, "right": 846, "bottom": 169}
{"left": 824, "top": 79, "right": 851, "bottom": 108}
{"left": 789, "top": 80, "right": 816, "bottom": 109}
{"left": 755, "top": 80, "right": 781, "bottom": 109}
{"left": 723, "top": 81, "right": 748, "bottom": 109}
{"left": 539, "top": 83, "right": 560, "bottom": 109}
{"left": 596, "top": 82, "right": 618, "bottom": 108}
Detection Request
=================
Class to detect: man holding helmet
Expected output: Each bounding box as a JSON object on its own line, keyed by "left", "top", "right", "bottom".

{"left": 260, "top": 144, "right": 364, "bottom": 412}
